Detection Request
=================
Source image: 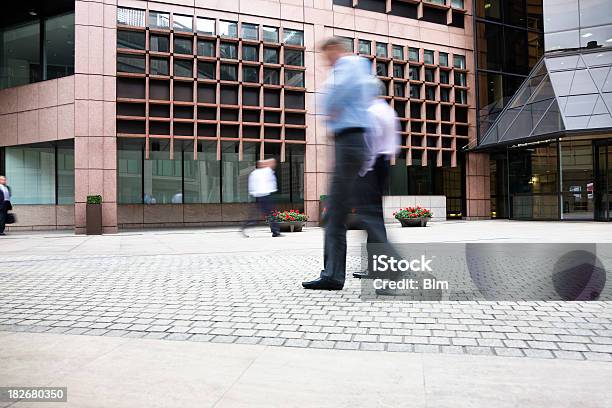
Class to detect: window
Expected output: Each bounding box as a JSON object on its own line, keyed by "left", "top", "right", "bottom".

{"left": 339, "top": 37, "right": 354, "bottom": 52}
{"left": 393, "top": 64, "right": 405, "bottom": 78}
{"left": 409, "top": 66, "right": 420, "bottom": 81}
{"left": 150, "top": 34, "right": 170, "bottom": 52}
{"left": 455, "top": 89, "right": 467, "bottom": 104}
{"left": 376, "top": 62, "right": 388, "bottom": 76}
{"left": 222, "top": 142, "right": 256, "bottom": 203}
{"left": 451, "top": 0, "right": 464, "bottom": 8}
{"left": 117, "top": 54, "right": 145, "bottom": 73}
{"left": 184, "top": 141, "right": 220, "bottom": 203}
{"left": 263, "top": 26, "right": 279, "bottom": 43}
{"left": 242, "top": 45, "right": 259, "bottom": 61}
{"left": 5, "top": 144, "right": 56, "bottom": 204}
{"left": 174, "top": 37, "right": 192, "bottom": 54}
{"left": 148, "top": 11, "right": 169, "bottom": 29}
{"left": 219, "top": 21, "right": 238, "bottom": 38}
{"left": 144, "top": 140, "right": 182, "bottom": 204}
{"left": 394, "top": 82, "right": 405, "bottom": 97}
{"left": 283, "top": 29, "right": 303, "bottom": 46}
{"left": 174, "top": 59, "right": 193, "bottom": 77}
{"left": 173, "top": 15, "right": 193, "bottom": 32}
{"left": 264, "top": 68, "right": 280, "bottom": 84}
{"left": 359, "top": 40, "right": 372, "bottom": 55}
{"left": 264, "top": 47, "right": 279, "bottom": 64}
{"left": 376, "top": 43, "right": 388, "bottom": 58}
{"left": 426, "top": 86, "right": 436, "bottom": 100}
{"left": 453, "top": 55, "right": 466, "bottom": 69}
{"left": 243, "top": 66, "right": 259, "bottom": 83}
{"left": 454, "top": 71, "right": 466, "bottom": 86}
{"left": 409, "top": 47, "right": 419, "bottom": 62}
{"left": 220, "top": 64, "right": 238, "bottom": 81}
{"left": 392, "top": 45, "right": 404, "bottom": 60}
{"left": 284, "top": 49, "right": 304, "bottom": 66}
{"left": 1, "top": 19, "right": 41, "bottom": 88}
{"left": 150, "top": 57, "right": 169, "bottom": 75}
{"left": 220, "top": 42, "right": 238, "bottom": 59}
{"left": 197, "top": 40, "right": 215, "bottom": 57}
{"left": 44, "top": 12, "right": 75, "bottom": 80}
{"left": 197, "top": 18, "right": 215, "bottom": 35}
{"left": 197, "top": 61, "right": 215, "bottom": 79}
{"left": 424, "top": 50, "right": 434, "bottom": 65}
{"left": 439, "top": 70, "right": 450, "bottom": 84}
{"left": 241, "top": 23, "right": 259, "bottom": 40}
{"left": 285, "top": 70, "right": 305, "bottom": 87}
{"left": 56, "top": 143, "right": 74, "bottom": 204}
{"left": 439, "top": 52, "right": 449, "bottom": 67}
{"left": 118, "top": 7, "right": 145, "bottom": 27}
{"left": 410, "top": 84, "right": 421, "bottom": 98}
{"left": 440, "top": 88, "right": 450, "bottom": 102}
{"left": 425, "top": 68, "right": 435, "bottom": 82}
{"left": 118, "top": 140, "right": 143, "bottom": 204}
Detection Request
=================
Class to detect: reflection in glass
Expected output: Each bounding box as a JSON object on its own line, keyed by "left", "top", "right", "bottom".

{"left": 57, "top": 142, "right": 75, "bottom": 204}
{"left": 148, "top": 11, "right": 169, "bottom": 29}
{"left": 283, "top": 29, "right": 304, "bottom": 46}
{"left": 285, "top": 70, "right": 305, "bottom": 87}
{"left": 174, "top": 37, "right": 192, "bottom": 54}
{"left": 561, "top": 139, "right": 594, "bottom": 219}
{"left": 424, "top": 50, "right": 434, "bottom": 64}
{"left": 184, "top": 141, "right": 220, "bottom": 203}
{"left": 264, "top": 68, "right": 280, "bottom": 84}
{"left": 151, "top": 35, "right": 169, "bottom": 52}
{"left": 243, "top": 66, "right": 259, "bottom": 83}
{"left": 197, "top": 18, "right": 215, "bottom": 35}
{"left": 174, "top": 59, "right": 193, "bottom": 77}
{"left": 359, "top": 40, "right": 371, "bottom": 55}
{"left": 197, "top": 40, "right": 215, "bottom": 57}
{"left": 545, "top": 29, "right": 580, "bottom": 51}
{"left": 439, "top": 52, "right": 448, "bottom": 67}
{"left": 264, "top": 48, "right": 279, "bottom": 64}
{"left": 242, "top": 23, "right": 259, "bottom": 40}
{"left": 219, "top": 21, "right": 238, "bottom": 38}
{"left": 220, "top": 42, "right": 238, "bottom": 59}
{"left": 118, "top": 8, "right": 145, "bottom": 26}
{"left": 0, "top": 19, "right": 40, "bottom": 88}
{"left": 409, "top": 47, "right": 419, "bottom": 62}
{"left": 150, "top": 57, "right": 169, "bottom": 76}
{"left": 5, "top": 144, "right": 55, "bottom": 204}
{"left": 222, "top": 142, "right": 256, "bottom": 203}
{"left": 173, "top": 15, "right": 193, "bottom": 32}
{"left": 263, "top": 26, "right": 279, "bottom": 43}
{"left": 45, "top": 12, "right": 75, "bottom": 79}
{"left": 392, "top": 45, "right": 404, "bottom": 60}
{"left": 197, "top": 61, "right": 215, "bottom": 79}
{"left": 242, "top": 45, "right": 259, "bottom": 62}
{"left": 284, "top": 49, "right": 304, "bottom": 66}
{"left": 144, "top": 140, "right": 182, "bottom": 204}
{"left": 220, "top": 64, "right": 238, "bottom": 81}
{"left": 118, "top": 139, "right": 143, "bottom": 204}
{"left": 117, "top": 54, "right": 145, "bottom": 73}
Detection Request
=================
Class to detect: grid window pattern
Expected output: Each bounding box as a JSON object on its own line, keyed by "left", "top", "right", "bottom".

{"left": 366, "top": 41, "right": 470, "bottom": 167}
{"left": 116, "top": 14, "right": 307, "bottom": 159}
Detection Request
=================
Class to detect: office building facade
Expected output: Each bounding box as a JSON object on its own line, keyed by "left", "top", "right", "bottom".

{"left": 0, "top": 0, "right": 481, "bottom": 232}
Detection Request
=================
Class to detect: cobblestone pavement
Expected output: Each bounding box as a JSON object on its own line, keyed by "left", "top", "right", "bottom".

{"left": 2, "top": 224, "right": 612, "bottom": 362}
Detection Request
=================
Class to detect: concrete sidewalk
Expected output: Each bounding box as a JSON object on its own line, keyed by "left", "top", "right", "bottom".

{"left": 2, "top": 331, "right": 611, "bottom": 408}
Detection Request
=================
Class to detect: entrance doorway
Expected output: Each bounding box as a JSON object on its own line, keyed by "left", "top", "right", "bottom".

{"left": 594, "top": 141, "right": 612, "bottom": 221}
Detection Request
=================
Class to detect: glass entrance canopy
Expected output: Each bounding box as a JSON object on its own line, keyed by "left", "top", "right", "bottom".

{"left": 478, "top": 48, "right": 612, "bottom": 148}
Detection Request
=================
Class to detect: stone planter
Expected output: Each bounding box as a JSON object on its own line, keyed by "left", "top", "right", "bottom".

{"left": 274, "top": 221, "right": 305, "bottom": 232}
{"left": 398, "top": 217, "right": 430, "bottom": 227}
{"left": 86, "top": 203, "right": 103, "bottom": 235}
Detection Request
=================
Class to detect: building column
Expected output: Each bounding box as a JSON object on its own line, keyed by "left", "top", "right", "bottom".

{"left": 465, "top": 151, "right": 491, "bottom": 220}
{"left": 73, "top": 0, "right": 118, "bottom": 234}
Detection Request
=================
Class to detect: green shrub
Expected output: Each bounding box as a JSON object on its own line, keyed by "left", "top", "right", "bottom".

{"left": 87, "top": 195, "right": 102, "bottom": 205}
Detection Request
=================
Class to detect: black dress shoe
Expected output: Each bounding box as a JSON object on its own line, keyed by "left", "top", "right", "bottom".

{"left": 352, "top": 271, "right": 369, "bottom": 279}
{"left": 302, "top": 277, "right": 344, "bottom": 290}
{"left": 272, "top": 233, "right": 284, "bottom": 237}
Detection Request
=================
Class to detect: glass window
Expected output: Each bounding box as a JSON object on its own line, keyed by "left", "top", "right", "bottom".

{"left": 394, "top": 81, "right": 405, "bottom": 97}
{"left": 144, "top": 140, "right": 182, "bottom": 204}
{"left": 5, "top": 145, "right": 55, "bottom": 204}
{"left": 220, "top": 42, "right": 238, "bottom": 59}
{"left": 393, "top": 64, "right": 405, "bottom": 78}
{"left": 425, "top": 86, "right": 436, "bottom": 100}
{"left": 173, "top": 59, "right": 193, "bottom": 77}
{"left": 456, "top": 89, "right": 467, "bottom": 104}
{"left": 263, "top": 26, "right": 279, "bottom": 43}
{"left": 184, "top": 141, "right": 220, "bottom": 203}
{"left": 339, "top": 37, "right": 354, "bottom": 52}
{"left": 440, "top": 87, "right": 450, "bottom": 102}
{"left": 117, "top": 54, "right": 145, "bottom": 73}
{"left": 56, "top": 143, "right": 74, "bottom": 205}
{"left": 264, "top": 47, "right": 279, "bottom": 64}
{"left": 219, "top": 21, "right": 238, "bottom": 38}
{"left": 1, "top": 20, "right": 40, "bottom": 88}
{"left": 425, "top": 68, "right": 435, "bottom": 82}
{"left": 454, "top": 71, "right": 466, "bottom": 86}
{"left": 453, "top": 55, "right": 466, "bottom": 69}
{"left": 392, "top": 45, "right": 404, "bottom": 60}
{"left": 424, "top": 50, "right": 434, "bottom": 65}
{"left": 579, "top": 24, "right": 612, "bottom": 49}
{"left": 242, "top": 66, "right": 258, "bottom": 83}
{"left": 544, "top": 0, "right": 579, "bottom": 33}
{"left": 409, "top": 66, "right": 420, "bottom": 80}
{"left": 376, "top": 43, "right": 388, "bottom": 58}
{"left": 477, "top": 22, "right": 504, "bottom": 71}
{"left": 359, "top": 40, "right": 372, "bottom": 55}
{"left": 544, "top": 29, "right": 580, "bottom": 52}
{"left": 118, "top": 7, "right": 145, "bottom": 27}
{"left": 174, "top": 37, "right": 192, "bottom": 54}
{"left": 148, "top": 11, "right": 169, "bottom": 29}
{"left": 283, "top": 29, "right": 303, "bottom": 46}
{"left": 242, "top": 23, "right": 259, "bottom": 40}
{"left": 376, "top": 61, "right": 388, "bottom": 76}
{"left": 118, "top": 140, "right": 143, "bottom": 204}
{"left": 410, "top": 84, "right": 421, "bottom": 98}
{"left": 197, "top": 40, "right": 215, "bottom": 57}
{"left": 284, "top": 49, "right": 304, "bottom": 66}
{"left": 409, "top": 47, "right": 419, "bottom": 62}
{"left": 150, "top": 57, "right": 169, "bottom": 76}
{"left": 439, "top": 52, "right": 448, "bottom": 67}
{"left": 150, "top": 34, "right": 169, "bottom": 52}
{"left": 222, "top": 142, "right": 256, "bottom": 203}
{"left": 45, "top": 12, "right": 75, "bottom": 80}
{"left": 239, "top": 45, "right": 256, "bottom": 62}
{"left": 285, "top": 70, "right": 305, "bottom": 87}
{"left": 451, "top": 0, "right": 464, "bottom": 8}
{"left": 440, "top": 70, "right": 449, "bottom": 84}
{"left": 197, "top": 18, "right": 215, "bottom": 35}
{"left": 220, "top": 64, "right": 238, "bottom": 81}
{"left": 173, "top": 15, "right": 193, "bottom": 32}
{"left": 264, "top": 68, "right": 280, "bottom": 84}
{"left": 197, "top": 61, "right": 215, "bottom": 79}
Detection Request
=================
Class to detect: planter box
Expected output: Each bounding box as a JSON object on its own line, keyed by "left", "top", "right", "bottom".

{"left": 398, "top": 217, "right": 430, "bottom": 227}
{"left": 273, "top": 221, "right": 305, "bottom": 232}
{"left": 86, "top": 203, "right": 103, "bottom": 235}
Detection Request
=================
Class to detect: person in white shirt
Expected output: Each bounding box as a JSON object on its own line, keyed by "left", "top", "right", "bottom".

{"left": 0, "top": 175, "right": 13, "bottom": 236}
{"left": 242, "top": 159, "right": 281, "bottom": 237}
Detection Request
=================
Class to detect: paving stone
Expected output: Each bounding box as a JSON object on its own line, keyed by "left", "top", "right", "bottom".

{"left": 359, "top": 342, "right": 386, "bottom": 351}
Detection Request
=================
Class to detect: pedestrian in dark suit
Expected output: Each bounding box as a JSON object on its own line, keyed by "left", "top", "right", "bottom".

{"left": 0, "top": 175, "right": 13, "bottom": 236}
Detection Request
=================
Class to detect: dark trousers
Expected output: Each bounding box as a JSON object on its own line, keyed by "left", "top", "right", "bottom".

{"left": 0, "top": 202, "right": 8, "bottom": 234}
{"left": 242, "top": 195, "right": 279, "bottom": 235}
{"left": 321, "top": 128, "right": 367, "bottom": 284}
{"left": 357, "top": 156, "right": 390, "bottom": 249}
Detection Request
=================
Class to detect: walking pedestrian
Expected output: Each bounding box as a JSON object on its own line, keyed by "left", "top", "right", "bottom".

{"left": 302, "top": 37, "right": 376, "bottom": 290}
{"left": 242, "top": 158, "right": 282, "bottom": 237}
{"left": 0, "top": 175, "right": 13, "bottom": 236}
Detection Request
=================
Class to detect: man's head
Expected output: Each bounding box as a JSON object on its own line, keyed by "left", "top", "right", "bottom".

{"left": 320, "top": 37, "right": 347, "bottom": 66}
{"left": 0, "top": 176, "right": 5, "bottom": 186}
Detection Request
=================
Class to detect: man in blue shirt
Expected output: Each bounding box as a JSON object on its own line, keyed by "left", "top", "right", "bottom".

{"left": 302, "top": 38, "right": 376, "bottom": 290}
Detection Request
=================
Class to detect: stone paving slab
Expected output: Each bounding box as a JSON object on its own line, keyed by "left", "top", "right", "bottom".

{"left": 1, "top": 246, "right": 612, "bottom": 361}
